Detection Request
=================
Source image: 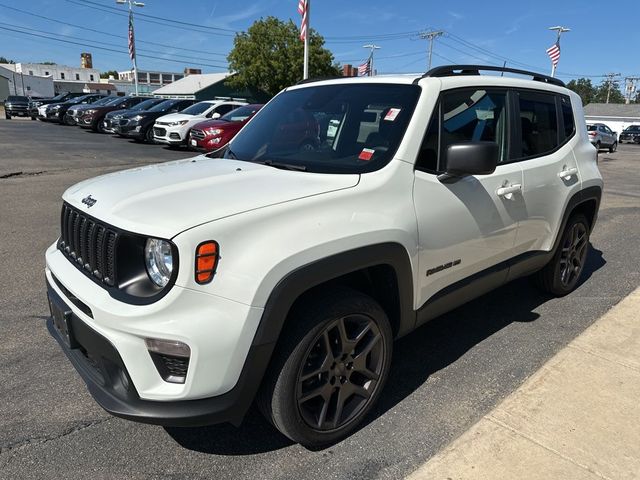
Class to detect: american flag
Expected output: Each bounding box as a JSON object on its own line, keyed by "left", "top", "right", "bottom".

{"left": 128, "top": 10, "right": 136, "bottom": 61}
{"left": 546, "top": 41, "right": 560, "bottom": 67}
{"left": 298, "top": 0, "right": 308, "bottom": 42}
{"left": 358, "top": 59, "right": 371, "bottom": 76}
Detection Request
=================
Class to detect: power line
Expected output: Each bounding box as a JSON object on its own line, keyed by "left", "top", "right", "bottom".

{"left": 0, "top": 24, "right": 229, "bottom": 69}
{"left": 0, "top": 3, "right": 229, "bottom": 57}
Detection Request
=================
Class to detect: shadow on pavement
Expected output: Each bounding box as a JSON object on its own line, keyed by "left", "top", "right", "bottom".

{"left": 165, "top": 246, "right": 606, "bottom": 455}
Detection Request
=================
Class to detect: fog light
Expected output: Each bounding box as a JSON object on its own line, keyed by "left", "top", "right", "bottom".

{"left": 135, "top": 126, "right": 141, "bottom": 132}
{"left": 145, "top": 338, "right": 190, "bottom": 357}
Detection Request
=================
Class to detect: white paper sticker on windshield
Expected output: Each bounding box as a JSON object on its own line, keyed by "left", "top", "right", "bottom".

{"left": 384, "top": 108, "right": 401, "bottom": 122}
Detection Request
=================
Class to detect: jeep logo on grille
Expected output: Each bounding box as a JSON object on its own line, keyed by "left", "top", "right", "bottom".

{"left": 81, "top": 195, "right": 97, "bottom": 208}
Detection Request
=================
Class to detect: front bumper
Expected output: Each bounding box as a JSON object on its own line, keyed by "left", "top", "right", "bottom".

{"left": 5, "top": 106, "right": 29, "bottom": 116}
{"left": 153, "top": 125, "right": 186, "bottom": 145}
{"left": 45, "top": 243, "right": 269, "bottom": 426}
{"left": 115, "top": 123, "right": 144, "bottom": 137}
{"left": 620, "top": 135, "right": 640, "bottom": 143}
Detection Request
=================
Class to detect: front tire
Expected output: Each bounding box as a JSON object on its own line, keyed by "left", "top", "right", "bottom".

{"left": 535, "top": 214, "right": 590, "bottom": 296}
{"left": 144, "top": 126, "right": 155, "bottom": 143}
{"left": 5, "top": 113, "right": 10, "bottom": 120}
{"left": 258, "top": 288, "right": 393, "bottom": 448}
{"left": 609, "top": 141, "right": 617, "bottom": 153}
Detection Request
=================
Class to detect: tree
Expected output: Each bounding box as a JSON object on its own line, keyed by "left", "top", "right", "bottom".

{"left": 100, "top": 70, "right": 119, "bottom": 79}
{"left": 227, "top": 16, "right": 340, "bottom": 97}
{"left": 41, "top": 61, "right": 56, "bottom": 65}
{"left": 593, "top": 79, "right": 625, "bottom": 104}
{"left": 0, "top": 56, "right": 15, "bottom": 64}
{"left": 566, "top": 78, "right": 596, "bottom": 105}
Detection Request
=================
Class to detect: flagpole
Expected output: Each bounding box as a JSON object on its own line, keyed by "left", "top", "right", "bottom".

{"left": 303, "top": 0, "right": 310, "bottom": 80}
{"left": 117, "top": 0, "right": 145, "bottom": 96}
{"left": 548, "top": 26, "right": 570, "bottom": 78}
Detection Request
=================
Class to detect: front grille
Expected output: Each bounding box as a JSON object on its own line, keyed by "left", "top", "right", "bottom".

{"left": 154, "top": 127, "right": 166, "bottom": 137}
{"left": 58, "top": 203, "right": 118, "bottom": 287}
{"left": 119, "top": 119, "right": 129, "bottom": 126}
{"left": 190, "top": 129, "right": 205, "bottom": 140}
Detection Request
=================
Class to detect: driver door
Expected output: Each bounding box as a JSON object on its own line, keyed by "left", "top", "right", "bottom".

{"left": 413, "top": 88, "right": 525, "bottom": 311}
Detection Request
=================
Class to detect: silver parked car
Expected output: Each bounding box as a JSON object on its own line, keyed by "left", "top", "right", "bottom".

{"left": 587, "top": 123, "right": 617, "bottom": 152}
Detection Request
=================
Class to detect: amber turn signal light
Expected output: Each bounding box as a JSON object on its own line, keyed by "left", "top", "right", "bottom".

{"left": 195, "top": 241, "right": 219, "bottom": 284}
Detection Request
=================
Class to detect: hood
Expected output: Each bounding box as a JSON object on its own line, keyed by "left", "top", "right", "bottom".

{"left": 62, "top": 156, "right": 360, "bottom": 239}
{"left": 192, "top": 118, "right": 237, "bottom": 131}
{"left": 156, "top": 113, "right": 194, "bottom": 123}
{"left": 106, "top": 108, "right": 129, "bottom": 118}
{"left": 122, "top": 110, "right": 161, "bottom": 119}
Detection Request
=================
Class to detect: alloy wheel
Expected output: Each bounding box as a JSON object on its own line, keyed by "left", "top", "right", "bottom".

{"left": 296, "top": 314, "right": 385, "bottom": 431}
{"left": 559, "top": 222, "right": 588, "bottom": 288}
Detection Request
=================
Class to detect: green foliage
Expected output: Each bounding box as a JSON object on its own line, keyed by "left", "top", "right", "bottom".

{"left": 100, "top": 70, "right": 119, "bottom": 79}
{"left": 41, "top": 61, "right": 56, "bottom": 65}
{"left": 227, "top": 16, "right": 340, "bottom": 97}
{"left": 566, "top": 78, "right": 595, "bottom": 105}
{"left": 0, "top": 56, "right": 15, "bottom": 64}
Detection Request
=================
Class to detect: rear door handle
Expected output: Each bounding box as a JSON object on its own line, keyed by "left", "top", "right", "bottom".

{"left": 496, "top": 183, "right": 522, "bottom": 198}
{"left": 558, "top": 167, "right": 578, "bottom": 180}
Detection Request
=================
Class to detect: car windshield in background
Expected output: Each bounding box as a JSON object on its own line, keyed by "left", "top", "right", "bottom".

{"left": 587, "top": 125, "right": 598, "bottom": 131}
{"left": 147, "top": 100, "right": 179, "bottom": 112}
{"left": 7, "top": 96, "right": 29, "bottom": 102}
{"left": 181, "top": 102, "right": 212, "bottom": 115}
{"left": 220, "top": 105, "right": 261, "bottom": 122}
{"left": 90, "top": 97, "right": 115, "bottom": 106}
{"left": 225, "top": 83, "right": 421, "bottom": 174}
{"left": 51, "top": 93, "right": 68, "bottom": 101}
{"left": 131, "top": 98, "right": 163, "bottom": 111}
{"left": 106, "top": 97, "right": 130, "bottom": 107}
{"left": 624, "top": 126, "right": 640, "bottom": 132}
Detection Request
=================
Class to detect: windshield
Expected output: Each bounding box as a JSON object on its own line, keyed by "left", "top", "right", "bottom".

{"left": 624, "top": 126, "right": 640, "bottom": 132}
{"left": 148, "top": 100, "right": 179, "bottom": 112}
{"left": 89, "top": 97, "right": 115, "bottom": 106}
{"left": 7, "top": 96, "right": 29, "bottom": 102}
{"left": 181, "top": 102, "right": 213, "bottom": 115}
{"left": 221, "top": 105, "right": 262, "bottom": 122}
{"left": 224, "top": 84, "right": 420, "bottom": 174}
{"left": 131, "top": 98, "right": 163, "bottom": 111}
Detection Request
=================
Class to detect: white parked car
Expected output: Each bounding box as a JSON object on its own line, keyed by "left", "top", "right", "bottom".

{"left": 152, "top": 100, "right": 246, "bottom": 146}
{"left": 45, "top": 65, "right": 602, "bottom": 448}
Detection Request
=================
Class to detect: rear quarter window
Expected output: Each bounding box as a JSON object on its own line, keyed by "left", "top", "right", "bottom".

{"left": 560, "top": 96, "right": 575, "bottom": 141}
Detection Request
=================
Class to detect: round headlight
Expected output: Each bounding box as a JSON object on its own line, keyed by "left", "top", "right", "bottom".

{"left": 145, "top": 238, "right": 173, "bottom": 287}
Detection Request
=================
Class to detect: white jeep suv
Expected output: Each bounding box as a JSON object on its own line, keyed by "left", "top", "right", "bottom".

{"left": 152, "top": 100, "right": 246, "bottom": 146}
{"left": 45, "top": 65, "right": 602, "bottom": 448}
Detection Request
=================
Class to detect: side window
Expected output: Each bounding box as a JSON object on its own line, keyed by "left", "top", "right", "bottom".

{"left": 441, "top": 89, "right": 508, "bottom": 164}
{"left": 560, "top": 95, "right": 575, "bottom": 141}
{"left": 518, "top": 91, "right": 559, "bottom": 158}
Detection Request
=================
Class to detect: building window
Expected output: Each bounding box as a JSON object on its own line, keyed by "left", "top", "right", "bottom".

{"left": 45, "top": 71, "right": 49, "bottom": 76}
{"left": 76, "top": 73, "right": 80, "bottom": 80}
{"left": 149, "top": 73, "right": 160, "bottom": 84}
{"left": 29, "top": 70, "right": 33, "bottom": 75}
{"left": 174, "top": 74, "right": 183, "bottom": 81}
{"left": 137, "top": 72, "right": 147, "bottom": 82}
{"left": 60, "top": 72, "right": 65, "bottom": 79}
{"left": 26, "top": 86, "right": 31, "bottom": 91}
{"left": 90, "top": 74, "right": 94, "bottom": 81}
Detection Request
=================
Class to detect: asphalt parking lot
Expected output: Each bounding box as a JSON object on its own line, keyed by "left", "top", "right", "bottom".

{"left": 1, "top": 117, "right": 639, "bottom": 479}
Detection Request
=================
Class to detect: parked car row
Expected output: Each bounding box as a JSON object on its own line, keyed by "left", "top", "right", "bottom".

{"left": 10, "top": 92, "right": 265, "bottom": 152}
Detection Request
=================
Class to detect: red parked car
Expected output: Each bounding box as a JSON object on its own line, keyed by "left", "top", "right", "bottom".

{"left": 189, "top": 104, "right": 264, "bottom": 152}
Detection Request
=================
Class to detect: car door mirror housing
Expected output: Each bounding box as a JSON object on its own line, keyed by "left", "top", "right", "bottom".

{"left": 210, "top": 112, "right": 221, "bottom": 119}
{"left": 438, "top": 141, "right": 499, "bottom": 183}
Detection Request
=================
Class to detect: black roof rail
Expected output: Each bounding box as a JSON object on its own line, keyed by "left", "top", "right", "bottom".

{"left": 415, "top": 64, "right": 565, "bottom": 87}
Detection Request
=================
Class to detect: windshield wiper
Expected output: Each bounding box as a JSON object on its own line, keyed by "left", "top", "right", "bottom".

{"left": 255, "top": 160, "right": 307, "bottom": 171}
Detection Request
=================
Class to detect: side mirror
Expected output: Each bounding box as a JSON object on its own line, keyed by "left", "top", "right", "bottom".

{"left": 210, "top": 112, "right": 221, "bottom": 119}
{"left": 438, "top": 141, "right": 499, "bottom": 183}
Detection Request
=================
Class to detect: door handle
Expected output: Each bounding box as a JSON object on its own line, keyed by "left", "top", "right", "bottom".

{"left": 496, "top": 183, "right": 522, "bottom": 198}
{"left": 557, "top": 167, "right": 578, "bottom": 180}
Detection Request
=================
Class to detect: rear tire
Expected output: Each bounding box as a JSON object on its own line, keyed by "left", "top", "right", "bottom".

{"left": 595, "top": 141, "right": 601, "bottom": 151}
{"left": 257, "top": 287, "right": 393, "bottom": 448}
{"left": 609, "top": 141, "right": 617, "bottom": 153}
{"left": 534, "top": 214, "right": 590, "bottom": 296}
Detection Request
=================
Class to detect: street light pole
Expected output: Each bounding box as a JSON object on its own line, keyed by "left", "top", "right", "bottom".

{"left": 548, "top": 26, "right": 570, "bottom": 78}
{"left": 363, "top": 44, "right": 380, "bottom": 76}
{"left": 116, "top": 0, "right": 145, "bottom": 96}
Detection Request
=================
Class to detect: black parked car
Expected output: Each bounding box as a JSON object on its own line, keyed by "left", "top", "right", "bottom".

{"left": 64, "top": 96, "right": 120, "bottom": 126}
{"left": 619, "top": 125, "right": 640, "bottom": 144}
{"left": 44, "top": 94, "right": 107, "bottom": 123}
{"left": 114, "top": 98, "right": 195, "bottom": 143}
{"left": 102, "top": 97, "right": 164, "bottom": 134}
{"left": 29, "top": 92, "right": 86, "bottom": 120}
{"left": 77, "top": 96, "right": 153, "bottom": 132}
{"left": 4, "top": 96, "right": 30, "bottom": 119}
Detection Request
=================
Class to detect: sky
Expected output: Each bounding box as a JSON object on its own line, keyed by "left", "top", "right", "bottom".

{"left": 0, "top": 0, "right": 638, "bottom": 86}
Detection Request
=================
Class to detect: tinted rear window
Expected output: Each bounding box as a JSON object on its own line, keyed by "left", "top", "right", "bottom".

{"left": 587, "top": 125, "right": 597, "bottom": 131}
{"left": 560, "top": 96, "right": 575, "bottom": 141}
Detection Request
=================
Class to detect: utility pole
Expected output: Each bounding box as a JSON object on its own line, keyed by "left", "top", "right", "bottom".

{"left": 116, "top": 0, "right": 145, "bottom": 96}
{"left": 419, "top": 30, "right": 444, "bottom": 70}
{"left": 548, "top": 26, "right": 570, "bottom": 78}
{"left": 362, "top": 44, "right": 381, "bottom": 76}
{"left": 604, "top": 72, "right": 621, "bottom": 104}
{"left": 624, "top": 77, "right": 640, "bottom": 104}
